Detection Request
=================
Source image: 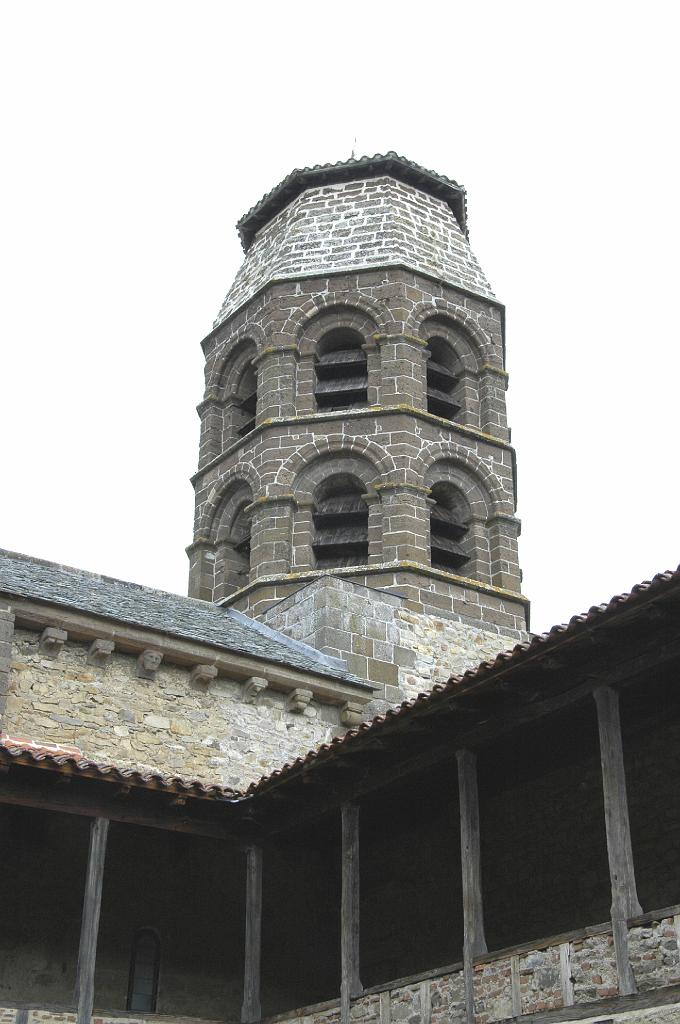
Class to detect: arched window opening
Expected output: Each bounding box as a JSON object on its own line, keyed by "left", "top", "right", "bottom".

{"left": 426, "top": 337, "right": 460, "bottom": 422}
{"left": 230, "top": 501, "right": 252, "bottom": 580}
{"left": 314, "top": 329, "right": 368, "bottom": 410}
{"left": 312, "top": 474, "right": 369, "bottom": 568}
{"left": 127, "top": 929, "right": 160, "bottom": 1012}
{"left": 429, "top": 482, "right": 470, "bottom": 573}
{"left": 236, "top": 361, "right": 257, "bottom": 437}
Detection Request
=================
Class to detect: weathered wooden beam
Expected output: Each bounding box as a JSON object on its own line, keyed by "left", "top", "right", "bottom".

{"left": 457, "top": 749, "right": 487, "bottom": 1024}
{"left": 559, "top": 941, "right": 574, "bottom": 1007}
{"left": 241, "top": 845, "right": 263, "bottom": 1024}
{"left": 264, "top": 629, "right": 680, "bottom": 838}
{"left": 594, "top": 685, "right": 642, "bottom": 996}
{"left": 341, "top": 803, "right": 361, "bottom": 1024}
{"left": 510, "top": 955, "right": 521, "bottom": 1017}
{"left": 74, "top": 816, "right": 109, "bottom": 1024}
{"left": 0, "top": 773, "right": 244, "bottom": 845}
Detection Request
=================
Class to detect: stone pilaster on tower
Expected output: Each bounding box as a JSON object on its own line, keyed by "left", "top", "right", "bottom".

{"left": 189, "top": 154, "right": 529, "bottom": 698}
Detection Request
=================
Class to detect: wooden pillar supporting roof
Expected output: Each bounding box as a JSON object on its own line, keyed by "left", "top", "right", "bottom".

{"left": 341, "top": 803, "right": 361, "bottom": 1024}
{"left": 241, "top": 845, "right": 263, "bottom": 1024}
{"left": 594, "top": 685, "right": 642, "bottom": 997}
{"left": 75, "top": 816, "right": 109, "bottom": 1024}
{"left": 457, "top": 749, "right": 486, "bottom": 1024}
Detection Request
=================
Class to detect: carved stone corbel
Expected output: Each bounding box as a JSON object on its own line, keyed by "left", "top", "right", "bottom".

{"left": 340, "top": 701, "right": 364, "bottom": 727}
{"left": 87, "top": 638, "right": 115, "bottom": 666}
{"left": 136, "top": 649, "right": 163, "bottom": 680}
{"left": 39, "top": 627, "right": 67, "bottom": 659}
{"left": 242, "top": 676, "right": 268, "bottom": 704}
{"left": 286, "top": 688, "right": 313, "bottom": 715}
{"left": 190, "top": 663, "right": 218, "bottom": 687}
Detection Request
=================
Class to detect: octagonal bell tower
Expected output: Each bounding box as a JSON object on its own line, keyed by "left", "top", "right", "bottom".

{"left": 188, "top": 154, "right": 529, "bottom": 695}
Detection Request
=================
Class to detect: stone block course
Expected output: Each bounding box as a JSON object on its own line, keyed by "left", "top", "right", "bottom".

{"left": 263, "top": 577, "right": 521, "bottom": 700}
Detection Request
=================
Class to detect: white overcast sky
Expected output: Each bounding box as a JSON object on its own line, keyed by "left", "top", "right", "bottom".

{"left": 1, "top": 1, "right": 678, "bottom": 635}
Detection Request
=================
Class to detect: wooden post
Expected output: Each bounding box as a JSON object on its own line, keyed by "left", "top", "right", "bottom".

{"left": 594, "top": 685, "right": 642, "bottom": 996}
{"left": 510, "top": 955, "right": 521, "bottom": 1017}
{"left": 241, "top": 845, "right": 263, "bottom": 1023}
{"left": 559, "top": 942, "right": 574, "bottom": 1007}
{"left": 74, "top": 816, "right": 109, "bottom": 1024}
{"left": 457, "top": 749, "right": 487, "bottom": 1024}
{"left": 341, "top": 803, "right": 361, "bottom": 1024}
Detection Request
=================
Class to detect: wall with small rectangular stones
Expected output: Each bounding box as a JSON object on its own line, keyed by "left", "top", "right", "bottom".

{"left": 1, "top": 627, "right": 339, "bottom": 789}
{"left": 215, "top": 177, "right": 494, "bottom": 325}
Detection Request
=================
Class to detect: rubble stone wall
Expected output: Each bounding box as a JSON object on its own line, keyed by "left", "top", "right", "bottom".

{"left": 2, "top": 913, "right": 679, "bottom": 1023}
{"left": 1, "top": 627, "right": 338, "bottom": 788}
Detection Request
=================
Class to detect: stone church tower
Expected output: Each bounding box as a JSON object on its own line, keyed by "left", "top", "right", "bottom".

{"left": 188, "top": 154, "right": 528, "bottom": 699}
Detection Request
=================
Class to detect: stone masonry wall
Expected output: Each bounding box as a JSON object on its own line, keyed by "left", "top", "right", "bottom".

{"left": 262, "top": 577, "right": 519, "bottom": 702}
{"left": 215, "top": 177, "right": 495, "bottom": 325}
{"left": 192, "top": 259, "right": 525, "bottom": 629}
{"left": 193, "top": 169, "right": 527, "bottom": 726}
{"left": 1, "top": 627, "right": 339, "bottom": 789}
{"left": 2, "top": 914, "right": 679, "bottom": 1023}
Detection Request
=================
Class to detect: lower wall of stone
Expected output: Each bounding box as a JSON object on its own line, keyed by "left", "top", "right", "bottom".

{"left": 11, "top": 1005, "right": 680, "bottom": 1024}
{"left": 0, "top": 1014, "right": 220, "bottom": 1024}
{"left": 258, "top": 912, "right": 679, "bottom": 1024}
{"left": 3, "top": 913, "right": 679, "bottom": 1024}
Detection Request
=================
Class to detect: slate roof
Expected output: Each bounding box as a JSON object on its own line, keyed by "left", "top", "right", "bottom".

{"left": 236, "top": 152, "right": 468, "bottom": 251}
{"left": 0, "top": 549, "right": 368, "bottom": 687}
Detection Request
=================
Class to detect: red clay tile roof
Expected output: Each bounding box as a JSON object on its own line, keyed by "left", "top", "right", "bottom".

{"left": 3, "top": 564, "right": 679, "bottom": 805}
{"left": 244, "top": 563, "right": 680, "bottom": 795}
{"left": 0, "top": 735, "right": 238, "bottom": 800}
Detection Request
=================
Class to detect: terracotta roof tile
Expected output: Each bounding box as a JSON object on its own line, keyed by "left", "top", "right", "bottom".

{"left": 0, "top": 735, "right": 239, "bottom": 800}
{"left": 2, "top": 564, "right": 678, "bottom": 806}
{"left": 245, "top": 563, "right": 680, "bottom": 795}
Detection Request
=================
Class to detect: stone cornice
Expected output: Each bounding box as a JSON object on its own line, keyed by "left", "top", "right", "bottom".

{"left": 219, "top": 562, "right": 529, "bottom": 609}
{"left": 244, "top": 494, "right": 297, "bottom": 515}
{"left": 7, "top": 597, "right": 375, "bottom": 705}
{"left": 191, "top": 407, "right": 513, "bottom": 485}
{"left": 200, "top": 264, "right": 505, "bottom": 355}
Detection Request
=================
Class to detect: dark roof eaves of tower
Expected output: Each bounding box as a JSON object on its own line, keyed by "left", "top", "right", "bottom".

{"left": 0, "top": 549, "right": 368, "bottom": 687}
{"left": 236, "top": 153, "right": 468, "bottom": 252}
